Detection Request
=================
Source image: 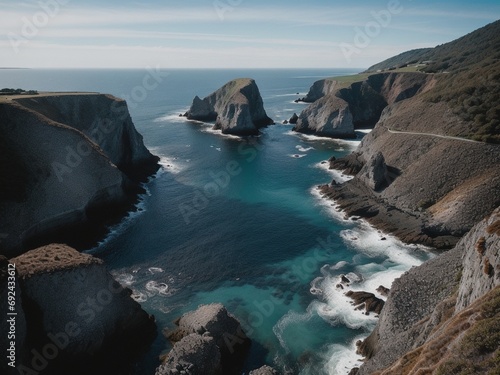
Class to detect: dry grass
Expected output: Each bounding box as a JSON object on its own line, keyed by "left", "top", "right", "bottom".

{"left": 487, "top": 220, "right": 500, "bottom": 236}
{"left": 476, "top": 237, "right": 487, "bottom": 256}
{"left": 11, "top": 243, "right": 101, "bottom": 277}
{"left": 376, "top": 287, "right": 500, "bottom": 375}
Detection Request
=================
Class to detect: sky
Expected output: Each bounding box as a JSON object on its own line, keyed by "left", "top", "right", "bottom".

{"left": 0, "top": 0, "right": 499, "bottom": 69}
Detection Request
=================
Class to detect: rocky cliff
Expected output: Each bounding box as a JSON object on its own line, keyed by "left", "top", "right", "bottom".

{"left": 186, "top": 78, "right": 274, "bottom": 136}
{"left": 355, "top": 207, "right": 500, "bottom": 375}
{"left": 0, "top": 93, "right": 159, "bottom": 256}
{"left": 1, "top": 244, "right": 156, "bottom": 375}
{"left": 293, "top": 72, "right": 433, "bottom": 138}
{"left": 321, "top": 96, "right": 500, "bottom": 249}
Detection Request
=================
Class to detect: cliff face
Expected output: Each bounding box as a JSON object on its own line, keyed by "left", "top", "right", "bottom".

{"left": 0, "top": 93, "right": 159, "bottom": 257}
{"left": 13, "top": 94, "right": 159, "bottom": 180}
{"left": 186, "top": 78, "right": 274, "bottom": 136}
{"left": 357, "top": 207, "right": 500, "bottom": 375}
{"left": 293, "top": 94, "right": 355, "bottom": 138}
{"left": 1, "top": 244, "right": 156, "bottom": 375}
{"left": 321, "top": 96, "right": 500, "bottom": 248}
{"left": 297, "top": 78, "right": 338, "bottom": 103}
{"left": 293, "top": 73, "right": 432, "bottom": 138}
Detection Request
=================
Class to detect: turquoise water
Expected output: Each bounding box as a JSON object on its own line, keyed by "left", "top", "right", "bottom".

{"left": 1, "top": 69, "right": 431, "bottom": 374}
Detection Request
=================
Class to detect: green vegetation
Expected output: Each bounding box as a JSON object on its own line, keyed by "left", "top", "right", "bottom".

{"left": 0, "top": 88, "right": 38, "bottom": 95}
{"left": 364, "top": 48, "right": 433, "bottom": 73}
{"left": 420, "top": 21, "right": 500, "bottom": 143}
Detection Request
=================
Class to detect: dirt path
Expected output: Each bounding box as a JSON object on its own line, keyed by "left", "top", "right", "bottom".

{"left": 385, "top": 126, "right": 481, "bottom": 143}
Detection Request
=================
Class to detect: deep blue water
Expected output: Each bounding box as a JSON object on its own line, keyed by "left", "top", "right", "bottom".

{"left": 1, "top": 69, "right": 431, "bottom": 374}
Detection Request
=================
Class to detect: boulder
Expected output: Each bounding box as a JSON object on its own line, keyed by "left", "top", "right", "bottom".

{"left": 249, "top": 365, "right": 280, "bottom": 375}
{"left": 156, "top": 333, "right": 221, "bottom": 375}
{"left": 186, "top": 79, "right": 273, "bottom": 136}
{"left": 162, "top": 303, "right": 250, "bottom": 374}
{"left": 376, "top": 285, "right": 390, "bottom": 297}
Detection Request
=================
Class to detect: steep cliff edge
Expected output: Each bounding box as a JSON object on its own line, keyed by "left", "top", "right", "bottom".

{"left": 356, "top": 207, "right": 500, "bottom": 375}
{"left": 293, "top": 72, "right": 433, "bottom": 138}
{"left": 1, "top": 244, "right": 156, "bottom": 375}
{"left": 186, "top": 78, "right": 274, "bottom": 136}
{"left": 0, "top": 93, "right": 159, "bottom": 257}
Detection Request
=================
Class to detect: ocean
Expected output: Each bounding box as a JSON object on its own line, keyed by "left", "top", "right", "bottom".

{"left": 1, "top": 69, "right": 431, "bottom": 374}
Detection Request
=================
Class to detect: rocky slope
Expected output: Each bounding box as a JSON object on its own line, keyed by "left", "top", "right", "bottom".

{"left": 185, "top": 78, "right": 274, "bottom": 136}
{"left": 1, "top": 244, "right": 156, "bottom": 375}
{"left": 321, "top": 99, "right": 500, "bottom": 248}
{"left": 355, "top": 207, "right": 500, "bottom": 375}
{"left": 0, "top": 93, "right": 159, "bottom": 256}
{"left": 293, "top": 72, "right": 433, "bottom": 138}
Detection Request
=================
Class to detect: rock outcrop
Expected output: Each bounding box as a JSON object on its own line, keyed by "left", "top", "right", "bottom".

{"left": 346, "top": 291, "right": 385, "bottom": 315}
{"left": 186, "top": 78, "right": 274, "bottom": 136}
{"left": 159, "top": 303, "right": 250, "bottom": 375}
{"left": 293, "top": 94, "right": 356, "bottom": 138}
{"left": 156, "top": 333, "right": 222, "bottom": 375}
{"left": 293, "top": 72, "right": 432, "bottom": 138}
{"left": 296, "top": 78, "right": 338, "bottom": 103}
{"left": 357, "top": 152, "right": 391, "bottom": 191}
{"left": 356, "top": 207, "right": 500, "bottom": 375}
{"left": 288, "top": 113, "right": 299, "bottom": 124}
{"left": 0, "top": 93, "right": 159, "bottom": 256}
{"left": 456, "top": 208, "right": 500, "bottom": 311}
{"left": 1, "top": 244, "right": 156, "bottom": 375}
{"left": 249, "top": 365, "right": 280, "bottom": 375}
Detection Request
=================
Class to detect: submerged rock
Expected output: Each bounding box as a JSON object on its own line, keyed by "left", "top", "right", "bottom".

{"left": 186, "top": 78, "right": 274, "bottom": 136}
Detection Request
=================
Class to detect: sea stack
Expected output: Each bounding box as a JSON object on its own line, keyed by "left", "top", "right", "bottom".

{"left": 186, "top": 78, "right": 274, "bottom": 136}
